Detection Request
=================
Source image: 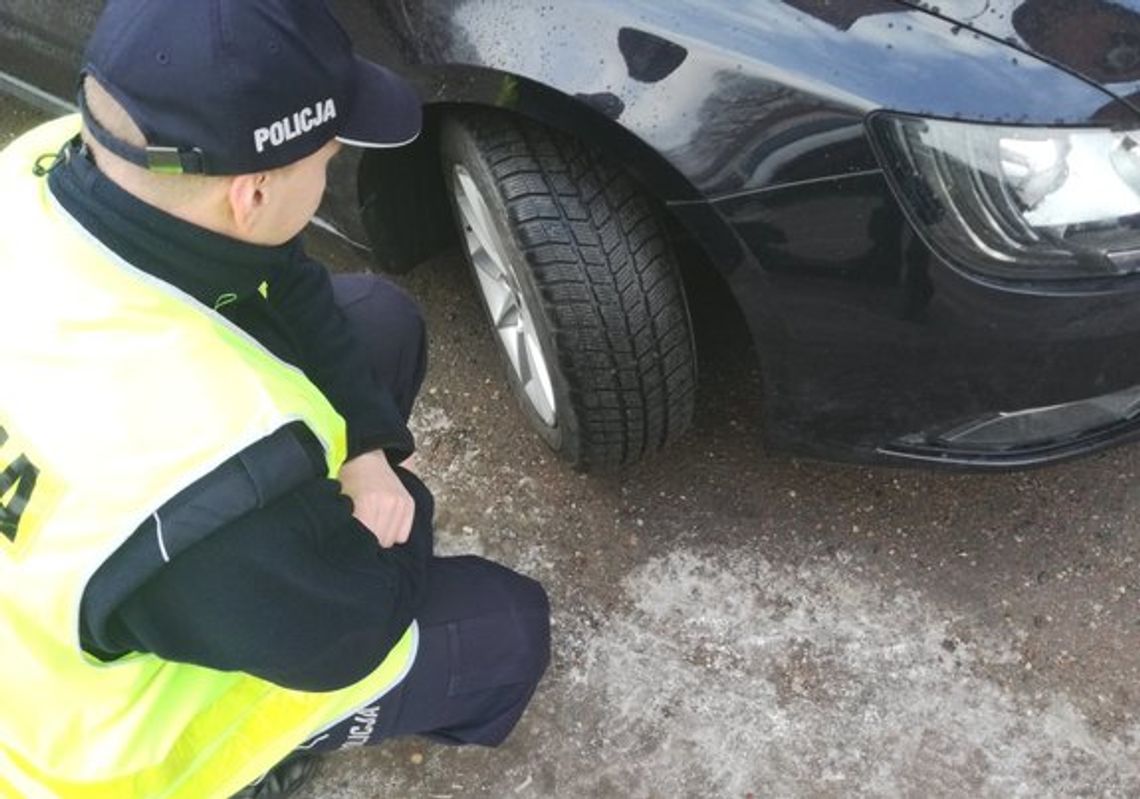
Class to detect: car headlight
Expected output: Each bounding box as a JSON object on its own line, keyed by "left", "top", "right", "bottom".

{"left": 870, "top": 113, "right": 1140, "bottom": 280}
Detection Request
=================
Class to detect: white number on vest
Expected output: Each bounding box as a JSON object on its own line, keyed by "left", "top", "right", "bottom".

{"left": 0, "top": 425, "right": 39, "bottom": 544}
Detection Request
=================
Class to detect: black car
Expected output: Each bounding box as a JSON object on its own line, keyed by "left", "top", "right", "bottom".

{"left": 4, "top": 0, "right": 1140, "bottom": 471}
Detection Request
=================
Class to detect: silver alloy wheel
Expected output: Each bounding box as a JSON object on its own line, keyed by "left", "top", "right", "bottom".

{"left": 451, "top": 165, "right": 558, "bottom": 427}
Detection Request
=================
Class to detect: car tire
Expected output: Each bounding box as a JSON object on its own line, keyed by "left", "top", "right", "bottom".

{"left": 440, "top": 112, "right": 696, "bottom": 469}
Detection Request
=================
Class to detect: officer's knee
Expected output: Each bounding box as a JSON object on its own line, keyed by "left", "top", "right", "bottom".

{"left": 367, "top": 278, "right": 427, "bottom": 407}
{"left": 426, "top": 556, "right": 550, "bottom": 687}
{"left": 507, "top": 572, "right": 551, "bottom": 687}
{"left": 333, "top": 273, "right": 425, "bottom": 355}
{"left": 366, "top": 277, "right": 426, "bottom": 357}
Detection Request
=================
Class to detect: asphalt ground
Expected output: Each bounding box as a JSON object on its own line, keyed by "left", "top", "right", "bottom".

{"left": 4, "top": 93, "right": 1140, "bottom": 798}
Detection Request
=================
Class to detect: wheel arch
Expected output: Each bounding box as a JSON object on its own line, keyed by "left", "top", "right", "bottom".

{"left": 354, "top": 64, "right": 709, "bottom": 273}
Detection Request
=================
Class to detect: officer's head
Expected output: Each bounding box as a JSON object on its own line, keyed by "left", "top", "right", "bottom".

{"left": 78, "top": 0, "right": 421, "bottom": 246}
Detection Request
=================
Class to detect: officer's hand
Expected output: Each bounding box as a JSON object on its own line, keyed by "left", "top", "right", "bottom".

{"left": 337, "top": 451, "right": 415, "bottom": 549}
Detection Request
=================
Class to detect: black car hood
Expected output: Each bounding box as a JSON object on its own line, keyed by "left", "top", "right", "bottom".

{"left": 893, "top": 0, "right": 1140, "bottom": 110}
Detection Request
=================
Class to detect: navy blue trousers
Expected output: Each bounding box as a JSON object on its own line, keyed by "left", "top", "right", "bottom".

{"left": 295, "top": 275, "right": 550, "bottom": 750}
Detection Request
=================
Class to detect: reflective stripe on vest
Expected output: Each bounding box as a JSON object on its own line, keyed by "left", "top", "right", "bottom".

{"left": 0, "top": 116, "right": 416, "bottom": 799}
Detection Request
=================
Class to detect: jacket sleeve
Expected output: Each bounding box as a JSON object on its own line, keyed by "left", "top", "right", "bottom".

{"left": 85, "top": 467, "right": 433, "bottom": 692}
{"left": 268, "top": 253, "right": 415, "bottom": 462}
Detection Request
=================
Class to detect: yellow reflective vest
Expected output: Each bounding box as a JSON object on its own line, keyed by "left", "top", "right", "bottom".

{"left": 0, "top": 115, "right": 417, "bottom": 799}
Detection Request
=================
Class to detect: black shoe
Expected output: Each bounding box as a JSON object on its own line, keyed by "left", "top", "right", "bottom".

{"left": 229, "top": 753, "right": 321, "bottom": 798}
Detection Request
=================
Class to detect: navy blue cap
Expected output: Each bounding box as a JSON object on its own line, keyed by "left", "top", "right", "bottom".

{"left": 80, "top": 0, "right": 422, "bottom": 175}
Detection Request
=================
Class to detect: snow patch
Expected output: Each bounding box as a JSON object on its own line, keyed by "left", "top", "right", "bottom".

{"left": 557, "top": 548, "right": 1140, "bottom": 797}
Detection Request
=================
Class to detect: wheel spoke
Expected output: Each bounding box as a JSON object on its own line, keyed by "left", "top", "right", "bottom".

{"left": 496, "top": 298, "right": 521, "bottom": 330}
{"left": 470, "top": 248, "right": 512, "bottom": 314}
{"left": 488, "top": 283, "right": 519, "bottom": 330}
{"left": 501, "top": 324, "right": 527, "bottom": 382}
{"left": 470, "top": 245, "right": 504, "bottom": 285}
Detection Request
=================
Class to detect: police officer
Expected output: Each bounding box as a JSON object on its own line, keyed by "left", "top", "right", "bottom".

{"left": 0, "top": 1, "right": 549, "bottom": 797}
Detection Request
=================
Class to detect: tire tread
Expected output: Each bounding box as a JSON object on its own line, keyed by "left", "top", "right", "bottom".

{"left": 460, "top": 114, "right": 696, "bottom": 468}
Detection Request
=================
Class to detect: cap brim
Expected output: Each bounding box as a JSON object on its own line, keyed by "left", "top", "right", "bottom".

{"left": 337, "top": 56, "right": 422, "bottom": 149}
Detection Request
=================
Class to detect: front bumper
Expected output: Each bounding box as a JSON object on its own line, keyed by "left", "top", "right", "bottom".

{"left": 674, "top": 170, "right": 1140, "bottom": 469}
{"left": 883, "top": 383, "right": 1140, "bottom": 468}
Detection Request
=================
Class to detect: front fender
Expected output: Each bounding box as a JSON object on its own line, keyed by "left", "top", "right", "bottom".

{"left": 339, "top": 0, "right": 1127, "bottom": 203}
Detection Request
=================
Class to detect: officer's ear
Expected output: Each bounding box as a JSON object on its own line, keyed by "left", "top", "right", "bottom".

{"left": 226, "top": 172, "right": 269, "bottom": 240}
